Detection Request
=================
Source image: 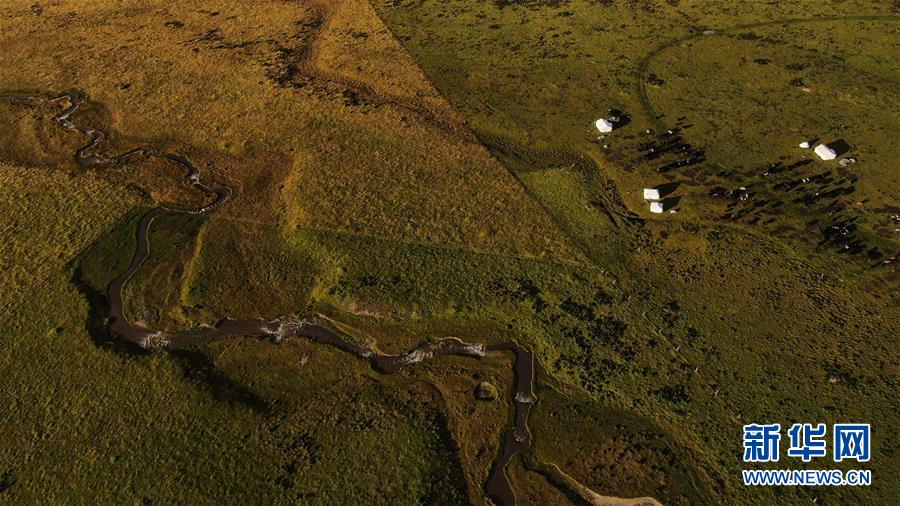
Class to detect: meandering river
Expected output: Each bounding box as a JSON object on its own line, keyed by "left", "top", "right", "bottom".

{"left": 1, "top": 91, "right": 535, "bottom": 506}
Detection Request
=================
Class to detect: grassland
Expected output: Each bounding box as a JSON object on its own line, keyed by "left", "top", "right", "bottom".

{"left": 0, "top": 0, "right": 581, "bottom": 502}
{"left": 0, "top": 0, "right": 581, "bottom": 260}
{"left": 0, "top": 160, "right": 140, "bottom": 311}
{"left": 1, "top": 273, "right": 470, "bottom": 504}
{"left": 0, "top": 0, "right": 898, "bottom": 505}
{"left": 371, "top": 0, "right": 899, "bottom": 503}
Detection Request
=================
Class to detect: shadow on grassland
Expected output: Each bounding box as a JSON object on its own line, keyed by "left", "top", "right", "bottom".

{"left": 70, "top": 267, "right": 271, "bottom": 416}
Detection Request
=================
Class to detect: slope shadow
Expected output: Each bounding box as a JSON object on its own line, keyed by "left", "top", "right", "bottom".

{"left": 70, "top": 268, "right": 271, "bottom": 416}
{"left": 169, "top": 349, "right": 273, "bottom": 416}
{"left": 71, "top": 267, "right": 148, "bottom": 357}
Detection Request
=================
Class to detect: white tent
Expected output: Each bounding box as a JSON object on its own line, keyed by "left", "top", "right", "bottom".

{"left": 650, "top": 202, "right": 665, "bottom": 214}
{"left": 815, "top": 144, "right": 837, "bottom": 160}
{"left": 643, "top": 188, "right": 661, "bottom": 200}
{"left": 799, "top": 141, "right": 811, "bottom": 149}
{"left": 595, "top": 118, "right": 614, "bottom": 133}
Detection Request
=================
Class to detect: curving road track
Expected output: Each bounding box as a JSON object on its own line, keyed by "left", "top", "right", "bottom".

{"left": 635, "top": 14, "right": 900, "bottom": 131}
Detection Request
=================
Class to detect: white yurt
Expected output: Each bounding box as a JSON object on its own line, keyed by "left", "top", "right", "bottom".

{"left": 815, "top": 144, "right": 837, "bottom": 160}
{"left": 595, "top": 118, "right": 614, "bottom": 133}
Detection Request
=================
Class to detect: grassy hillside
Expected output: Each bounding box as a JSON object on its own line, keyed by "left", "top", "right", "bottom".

{"left": 371, "top": 0, "right": 899, "bottom": 503}
{"left": 0, "top": 0, "right": 897, "bottom": 504}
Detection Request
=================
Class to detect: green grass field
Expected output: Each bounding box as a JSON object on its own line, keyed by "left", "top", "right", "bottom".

{"left": 1, "top": 0, "right": 897, "bottom": 504}
{"left": 373, "top": 1, "right": 899, "bottom": 503}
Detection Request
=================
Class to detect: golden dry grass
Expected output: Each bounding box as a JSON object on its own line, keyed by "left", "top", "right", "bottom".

{"left": 0, "top": 161, "right": 140, "bottom": 305}
{"left": 0, "top": 0, "right": 582, "bottom": 261}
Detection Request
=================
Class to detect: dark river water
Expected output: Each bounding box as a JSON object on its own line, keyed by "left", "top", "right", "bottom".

{"left": 1, "top": 91, "right": 537, "bottom": 506}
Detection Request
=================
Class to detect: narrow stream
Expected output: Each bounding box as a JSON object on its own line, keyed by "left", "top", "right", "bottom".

{"left": 1, "top": 92, "right": 535, "bottom": 506}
